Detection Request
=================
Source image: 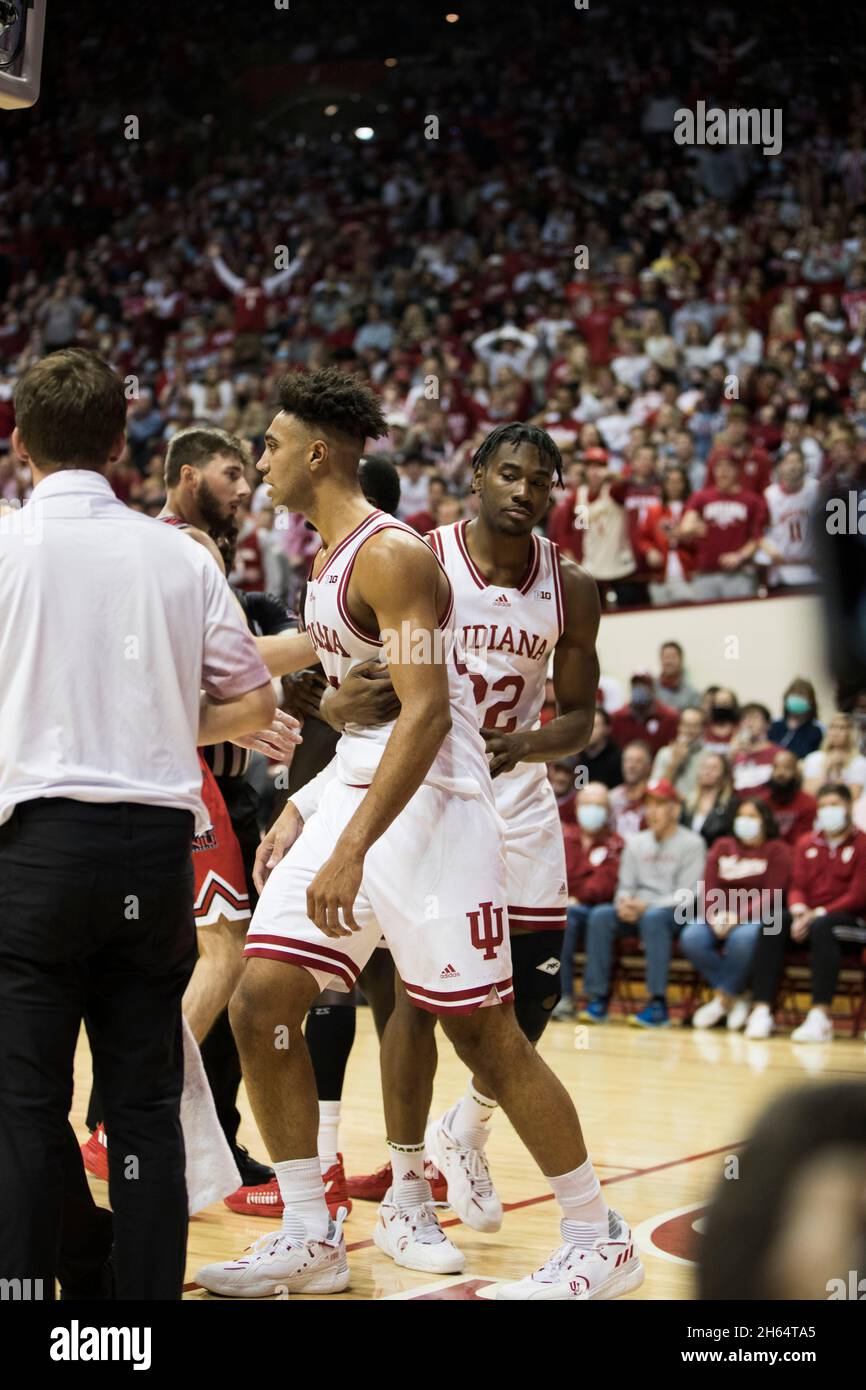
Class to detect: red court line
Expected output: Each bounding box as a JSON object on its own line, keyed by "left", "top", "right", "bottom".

{"left": 182, "top": 1139, "right": 743, "bottom": 1286}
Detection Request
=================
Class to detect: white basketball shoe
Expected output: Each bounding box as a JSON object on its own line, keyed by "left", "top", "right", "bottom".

{"left": 373, "top": 1188, "right": 465, "bottom": 1273}
{"left": 425, "top": 1105, "right": 503, "bottom": 1232}
{"left": 496, "top": 1210, "right": 644, "bottom": 1301}
{"left": 196, "top": 1211, "right": 349, "bottom": 1297}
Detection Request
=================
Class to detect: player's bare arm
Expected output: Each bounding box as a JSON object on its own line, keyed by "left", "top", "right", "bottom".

{"left": 483, "top": 558, "right": 600, "bottom": 776}
{"left": 255, "top": 629, "right": 318, "bottom": 676}
{"left": 305, "top": 530, "right": 454, "bottom": 936}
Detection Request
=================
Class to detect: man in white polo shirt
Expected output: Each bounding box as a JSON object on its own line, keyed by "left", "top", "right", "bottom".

{"left": 0, "top": 348, "right": 275, "bottom": 1301}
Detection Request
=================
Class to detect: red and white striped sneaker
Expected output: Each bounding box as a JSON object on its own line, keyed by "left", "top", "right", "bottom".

{"left": 346, "top": 1159, "right": 447, "bottom": 1204}
{"left": 224, "top": 1155, "right": 353, "bottom": 1220}
{"left": 496, "top": 1211, "right": 644, "bottom": 1301}
{"left": 80, "top": 1124, "right": 109, "bottom": 1181}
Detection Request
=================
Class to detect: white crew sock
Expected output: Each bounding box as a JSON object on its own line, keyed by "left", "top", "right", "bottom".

{"left": 550, "top": 1157, "right": 610, "bottom": 1249}
{"left": 318, "top": 1100, "right": 341, "bottom": 1172}
{"left": 451, "top": 1081, "right": 498, "bottom": 1151}
{"left": 387, "top": 1141, "right": 431, "bottom": 1211}
{"left": 274, "top": 1157, "right": 330, "bottom": 1242}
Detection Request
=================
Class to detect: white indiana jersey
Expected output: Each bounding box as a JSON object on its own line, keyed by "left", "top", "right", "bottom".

{"left": 428, "top": 519, "right": 565, "bottom": 817}
{"left": 760, "top": 478, "right": 819, "bottom": 585}
{"left": 304, "top": 508, "right": 493, "bottom": 799}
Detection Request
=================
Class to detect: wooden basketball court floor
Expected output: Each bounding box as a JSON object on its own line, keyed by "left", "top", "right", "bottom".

{"left": 71, "top": 1011, "right": 866, "bottom": 1301}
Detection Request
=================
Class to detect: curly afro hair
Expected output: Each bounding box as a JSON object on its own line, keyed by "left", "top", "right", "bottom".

{"left": 277, "top": 367, "right": 388, "bottom": 447}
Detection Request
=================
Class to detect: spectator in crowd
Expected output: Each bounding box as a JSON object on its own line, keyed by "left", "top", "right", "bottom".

{"left": 679, "top": 455, "right": 768, "bottom": 602}
{"left": 548, "top": 759, "right": 577, "bottom": 825}
{"left": 802, "top": 712, "right": 866, "bottom": 799}
{"left": 681, "top": 751, "right": 736, "bottom": 846}
{"left": 744, "top": 784, "right": 866, "bottom": 1043}
{"left": 580, "top": 779, "right": 706, "bottom": 1027}
{"left": 651, "top": 706, "right": 707, "bottom": 798}
{"left": 571, "top": 453, "right": 643, "bottom": 608}
{"left": 755, "top": 450, "right": 820, "bottom": 591}
{"left": 754, "top": 749, "right": 818, "bottom": 845}
{"left": 553, "top": 784, "right": 624, "bottom": 1021}
{"left": 704, "top": 404, "right": 773, "bottom": 496}
{"left": 401, "top": 473, "right": 448, "bottom": 535}
{"left": 702, "top": 687, "right": 741, "bottom": 755}
{"left": 395, "top": 451, "right": 430, "bottom": 520}
{"left": 768, "top": 678, "right": 824, "bottom": 757}
{"left": 730, "top": 702, "right": 779, "bottom": 793}
{"left": 36, "top": 278, "right": 88, "bottom": 351}
{"left": 610, "top": 671, "right": 678, "bottom": 757}
{"left": 577, "top": 706, "right": 622, "bottom": 789}
{"left": 681, "top": 799, "right": 791, "bottom": 1031}
{"left": 655, "top": 639, "right": 701, "bottom": 712}
{"left": 639, "top": 467, "right": 695, "bottom": 606}
{"left": 609, "top": 740, "right": 653, "bottom": 840}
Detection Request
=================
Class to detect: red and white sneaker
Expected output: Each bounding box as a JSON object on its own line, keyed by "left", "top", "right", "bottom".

{"left": 224, "top": 1155, "right": 353, "bottom": 1220}
{"left": 425, "top": 1106, "right": 503, "bottom": 1233}
{"left": 496, "top": 1212, "right": 644, "bottom": 1301}
{"left": 196, "top": 1210, "right": 349, "bottom": 1298}
{"left": 373, "top": 1188, "right": 464, "bottom": 1274}
{"left": 81, "top": 1125, "right": 109, "bottom": 1181}
{"left": 346, "top": 1159, "right": 447, "bottom": 1203}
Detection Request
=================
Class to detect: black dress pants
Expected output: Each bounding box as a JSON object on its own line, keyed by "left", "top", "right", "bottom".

{"left": 750, "top": 911, "right": 857, "bottom": 1007}
{"left": 0, "top": 799, "right": 196, "bottom": 1300}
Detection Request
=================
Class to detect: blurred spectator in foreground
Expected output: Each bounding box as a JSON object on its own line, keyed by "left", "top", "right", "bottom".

{"left": 553, "top": 784, "right": 624, "bottom": 1020}
{"left": 744, "top": 784, "right": 866, "bottom": 1043}
{"left": 699, "top": 1082, "right": 866, "bottom": 1300}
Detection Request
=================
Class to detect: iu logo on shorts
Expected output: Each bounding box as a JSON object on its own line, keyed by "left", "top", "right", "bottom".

{"left": 467, "top": 901, "right": 505, "bottom": 960}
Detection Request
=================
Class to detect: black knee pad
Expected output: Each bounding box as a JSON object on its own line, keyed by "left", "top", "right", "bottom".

{"left": 510, "top": 930, "right": 563, "bottom": 1044}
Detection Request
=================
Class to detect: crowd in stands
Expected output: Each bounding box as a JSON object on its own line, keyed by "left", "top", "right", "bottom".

{"left": 2, "top": 5, "right": 866, "bottom": 610}
{"left": 550, "top": 641, "right": 866, "bottom": 1042}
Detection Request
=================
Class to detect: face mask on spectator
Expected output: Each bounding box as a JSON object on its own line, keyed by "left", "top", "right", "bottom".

{"left": 711, "top": 706, "right": 736, "bottom": 725}
{"left": 816, "top": 804, "right": 848, "bottom": 836}
{"left": 734, "top": 814, "right": 762, "bottom": 843}
{"left": 631, "top": 685, "right": 653, "bottom": 708}
{"left": 785, "top": 695, "right": 811, "bottom": 716}
{"left": 577, "top": 803, "right": 608, "bottom": 833}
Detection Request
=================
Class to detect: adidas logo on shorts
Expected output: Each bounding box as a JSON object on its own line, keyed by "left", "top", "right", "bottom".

{"left": 440, "top": 962, "right": 460, "bottom": 979}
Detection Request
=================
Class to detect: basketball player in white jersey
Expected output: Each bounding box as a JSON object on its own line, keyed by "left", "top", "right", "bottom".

{"left": 196, "top": 372, "right": 643, "bottom": 1300}
{"left": 755, "top": 449, "right": 820, "bottom": 588}
{"left": 287, "top": 421, "right": 638, "bottom": 1280}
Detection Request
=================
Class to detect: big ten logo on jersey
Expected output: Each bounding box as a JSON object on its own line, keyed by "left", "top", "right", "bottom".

{"left": 533, "top": 589, "right": 552, "bottom": 601}
{"left": 467, "top": 901, "right": 505, "bottom": 959}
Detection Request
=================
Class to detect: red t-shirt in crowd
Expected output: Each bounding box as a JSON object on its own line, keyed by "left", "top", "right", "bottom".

{"left": 562, "top": 825, "right": 624, "bottom": 904}
{"left": 751, "top": 786, "right": 817, "bottom": 845}
{"left": 705, "top": 835, "right": 792, "bottom": 920}
{"left": 610, "top": 700, "right": 679, "bottom": 755}
{"left": 706, "top": 444, "right": 773, "bottom": 496}
{"left": 684, "top": 486, "right": 768, "bottom": 574}
{"left": 731, "top": 744, "right": 779, "bottom": 793}
{"left": 788, "top": 827, "right": 866, "bottom": 915}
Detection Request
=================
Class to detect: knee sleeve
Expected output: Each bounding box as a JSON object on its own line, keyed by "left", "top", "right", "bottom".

{"left": 510, "top": 930, "right": 563, "bottom": 1045}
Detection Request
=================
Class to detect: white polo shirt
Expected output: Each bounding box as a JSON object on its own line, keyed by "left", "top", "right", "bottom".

{"left": 0, "top": 470, "right": 270, "bottom": 832}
